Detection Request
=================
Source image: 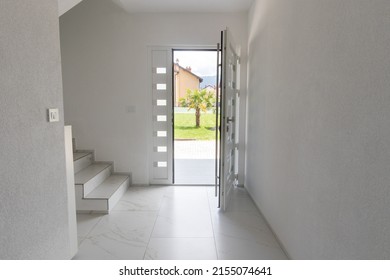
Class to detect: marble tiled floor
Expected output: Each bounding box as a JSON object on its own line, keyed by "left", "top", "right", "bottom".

{"left": 73, "top": 186, "right": 288, "bottom": 260}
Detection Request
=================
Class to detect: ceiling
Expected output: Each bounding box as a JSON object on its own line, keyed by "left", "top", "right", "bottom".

{"left": 111, "top": 0, "right": 254, "bottom": 14}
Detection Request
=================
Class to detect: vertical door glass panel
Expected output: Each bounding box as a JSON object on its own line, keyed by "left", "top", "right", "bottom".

{"left": 157, "top": 146, "right": 167, "bottom": 152}
{"left": 157, "top": 115, "right": 167, "bottom": 122}
{"left": 156, "top": 83, "right": 167, "bottom": 90}
{"left": 157, "top": 99, "right": 167, "bottom": 106}
{"left": 157, "top": 161, "right": 167, "bottom": 167}
{"left": 156, "top": 67, "right": 167, "bottom": 74}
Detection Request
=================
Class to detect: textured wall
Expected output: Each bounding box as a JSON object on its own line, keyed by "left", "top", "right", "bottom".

{"left": 0, "top": 0, "right": 70, "bottom": 259}
{"left": 59, "top": 0, "right": 248, "bottom": 184}
{"left": 58, "top": 0, "right": 84, "bottom": 16}
{"left": 246, "top": 0, "right": 390, "bottom": 259}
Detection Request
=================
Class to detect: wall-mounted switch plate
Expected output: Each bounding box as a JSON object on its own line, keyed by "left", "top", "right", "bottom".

{"left": 48, "top": 108, "right": 59, "bottom": 122}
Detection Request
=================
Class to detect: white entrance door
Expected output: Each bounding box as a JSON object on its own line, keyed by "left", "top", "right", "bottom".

{"left": 149, "top": 48, "right": 173, "bottom": 185}
{"left": 219, "top": 29, "right": 240, "bottom": 210}
{"left": 148, "top": 40, "right": 239, "bottom": 191}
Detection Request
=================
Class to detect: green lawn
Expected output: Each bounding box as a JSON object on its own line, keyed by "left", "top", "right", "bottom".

{"left": 174, "top": 113, "right": 217, "bottom": 140}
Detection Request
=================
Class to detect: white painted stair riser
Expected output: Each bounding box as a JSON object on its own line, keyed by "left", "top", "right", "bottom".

{"left": 82, "top": 165, "right": 112, "bottom": 196}
{"left": 73, "top": 153, "right": 93, "bottom": 173}
{"left": 74, "top": 163, "right": 112, "bottom": 196}
{"left": 75, "top": 192, "right": 109, "bottom": 212}
{"left": 107, "top": 177, "right": 130, "bottom": 212}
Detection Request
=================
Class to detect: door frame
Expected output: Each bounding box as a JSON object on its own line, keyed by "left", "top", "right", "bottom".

{"left": 171, "top": 47, "right": 218, "bottom": 186}
{"left": 148, "top": 45, "right": 217, "bottom": 185}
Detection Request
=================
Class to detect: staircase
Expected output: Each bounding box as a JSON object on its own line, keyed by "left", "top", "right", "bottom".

{"left": 73, "top": 147, "right": 131, "bottom": 214}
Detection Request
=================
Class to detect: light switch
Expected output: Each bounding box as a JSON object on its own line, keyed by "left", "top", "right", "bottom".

{"left": 48, "top": 108, "right": 59, "bottom": 122}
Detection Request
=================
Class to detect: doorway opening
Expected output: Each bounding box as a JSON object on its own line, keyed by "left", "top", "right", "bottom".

{"left": 172, "top": 49, "right": 219, "bottom": 185}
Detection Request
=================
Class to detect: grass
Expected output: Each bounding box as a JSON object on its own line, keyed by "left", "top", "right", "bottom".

{"left": 174, "top": 113, "right": 217, "bottom": 140}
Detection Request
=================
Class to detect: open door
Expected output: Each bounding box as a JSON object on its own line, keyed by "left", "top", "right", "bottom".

{"left": 216, "top": 29, "right": 240, "bottom": 210}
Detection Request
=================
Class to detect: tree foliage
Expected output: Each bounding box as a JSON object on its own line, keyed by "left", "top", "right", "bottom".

{"left": 179, "top": 88, "right": 215, "bottom": 128}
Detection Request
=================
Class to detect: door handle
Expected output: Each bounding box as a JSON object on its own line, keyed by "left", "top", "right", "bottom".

{"left": 227, "top": 117, "right": 234, "bottom": 123}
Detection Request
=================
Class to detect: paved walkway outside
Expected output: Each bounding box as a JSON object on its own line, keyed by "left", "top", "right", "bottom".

{"left": 174, "top": 140, "right": 218, "bottom": 159}
{"left": 175, "top": 159, "right": 215, "bottom": 185}
{"left": 174, "top": 140, "right": 218, "bottom": 184}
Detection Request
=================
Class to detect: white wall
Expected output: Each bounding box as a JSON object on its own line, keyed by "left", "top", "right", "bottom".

{"left": 0, "top": 0, "right": 71, "bottom": 259}
{"left": 58, "top": 0, "right": 84, "bottom": 16}
{"left": 60, "top": 0, "right": 248, "bottom": 184}
{"left": 246, "top": 0, "right": 390, "bottom": 259}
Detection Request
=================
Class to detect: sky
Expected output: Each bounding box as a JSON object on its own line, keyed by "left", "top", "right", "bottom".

{"left": 173, "top": 50, "right": 218, "bottom": 77}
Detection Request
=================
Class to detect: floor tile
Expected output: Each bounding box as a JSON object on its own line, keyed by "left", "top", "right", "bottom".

{"left": 160, "top": 190, "right": 210, "bottom": 215}
{"left": 211, "top": 210, "right": 281, "bottom": 248}
{"left": 152, "top": 212, "right": 213, "bottom": 238}
{"left": 164, "top": 186, "right": 208, "bottom": 199}
{"left": 208, "top": 186, "right": 260, "bottom": 213}
{"left": 215, "top": 235, "right": 288, "bottom": 260}
{"left": 151, "top": 187, "right": 213, "bottom": 238}
{"left": 73, "top": 211, "right": 157, "bottom": 260}
{"left": 74, "top": 185, "right": 288, "bottom": 260}
{"left": 113, "top": 186, "right": 169, "bottom": 212}
{"left": 145, "top": 238, "right": 217, "bottom": 260}
{"left": 76, "top": 213, "right": 104, "bottom": 244}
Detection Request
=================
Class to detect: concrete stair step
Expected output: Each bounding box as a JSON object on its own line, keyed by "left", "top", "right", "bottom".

{"left": 73, "top": 151, "right": 93, "bottom": 173}
{"left": 85, "top": 174, "right": 128, "bottom": 199}
{"left": 73, "top": 152, "right": 90, "bottom": 161}
{"left": 76, "top": 174, "right": 130, "bottom": 213}
{"left": 75, "top": 162, "right": 112, "bottom": 196}
{"left": 88, "top": 174, "right": 130, "bottom": 212}
{"left": 71, "top": 138, "right": 130, "bottom": 214}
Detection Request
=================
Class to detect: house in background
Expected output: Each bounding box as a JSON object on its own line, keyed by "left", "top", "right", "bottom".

{"left": 202, "top": 85, "right": 217, "bottom": 97}
{"left": 174, "top": 60, "right": 203, "bottom": 106}
{"left": 1, "top": 0, "right": 390, "bottom": 260}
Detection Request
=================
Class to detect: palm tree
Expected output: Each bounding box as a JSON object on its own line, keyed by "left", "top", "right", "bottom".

{"left": 179, "top": 88, "right": 215, "bottom": 128}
